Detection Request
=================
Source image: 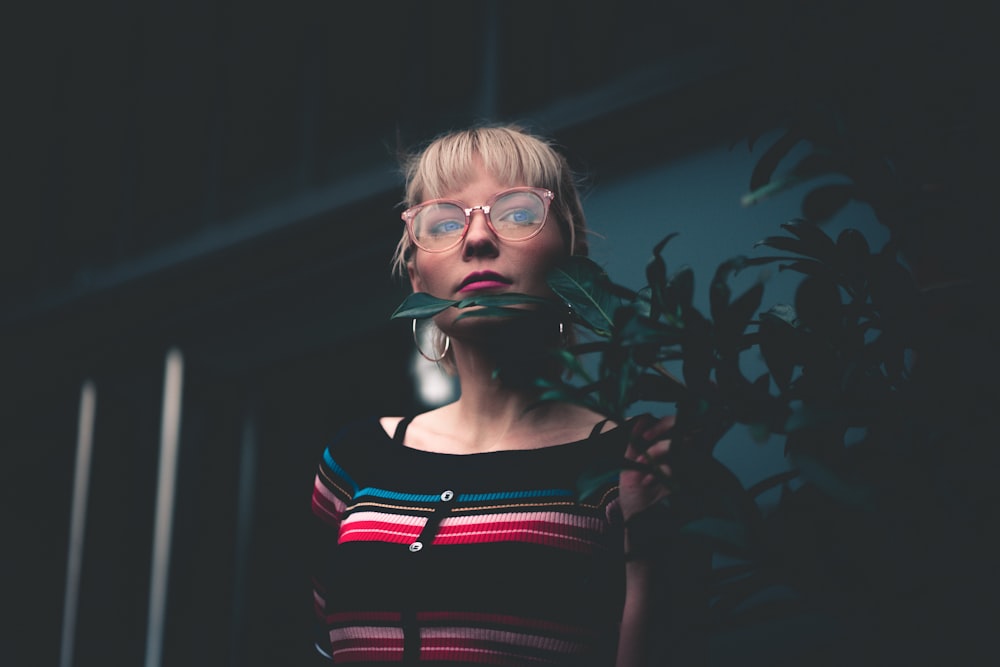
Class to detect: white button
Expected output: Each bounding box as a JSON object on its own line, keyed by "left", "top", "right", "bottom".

{"left": 408, "top": 541, "right": 423, "bottom": 552}
{"left": 440, "top": 490, "right": 454, "bottom": 502}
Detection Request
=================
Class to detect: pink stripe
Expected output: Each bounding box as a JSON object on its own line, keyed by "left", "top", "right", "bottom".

{"left": 331, "top": 627, "right": 404, "bottom": 642}
{"left": 346, "top": 510, "right": 427, "bottom": 527}
{"left": 312, "top": 479, "right": 347, "bottom": 524}
{"left": 443, "top": 512, "right": 602, "bottom": 530}
{"left": 422, "top": 628, "right": 585, "bottom": 653}
{"left": 313, "top": 475, "right": 346, "bottom": 506}
{"left": 416, "top": 611, "right": 587, "bottom": 637}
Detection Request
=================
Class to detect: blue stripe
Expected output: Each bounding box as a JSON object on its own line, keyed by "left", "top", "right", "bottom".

{"left": 355, "top": 488, "right": 440, "bottom": 502}
{"left": 352, "top": 487, "right": 575, "bottom": 503}
{"left": 459, "top": 489, "right": 573, "bottom": 502}
{"left": 323, "top": 449, "right": 359, "bottom": 494}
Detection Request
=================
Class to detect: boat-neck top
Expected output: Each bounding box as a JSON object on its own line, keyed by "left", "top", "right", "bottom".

{"left": 310, "top": 415, "right": 628, "bottom": 665}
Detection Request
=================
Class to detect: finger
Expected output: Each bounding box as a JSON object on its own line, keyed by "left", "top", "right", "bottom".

{"left": 641, "top": 439, "right": 672, "bottom": 459}
{"left": 640, "top": 414, "right": 676, "bottom": 443}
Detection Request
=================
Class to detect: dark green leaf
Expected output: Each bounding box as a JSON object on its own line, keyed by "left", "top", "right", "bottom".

{"left": 711, "top": 257, "right": 751, "bottom": 323}
{"left": 761, "top": 304, "right": 800, "bottom": 328}
{"left": 776, "top": 259, "right": 829, "bottom": 279}
{"left": 634, "top": 372, "right": 688, "bottom": 403}
{"left": 749, "top": 128, "right": 803, "bottom": 192}
{"left": 547, "top": 257, "right": 622, "bottom": 337}
{"left": 745, "top": 469, "right": 800, "bottom": 499}
{"left": 780, "top": 219, "right": 836, "bottom": 262}
{"left": 835, "top": 228, "right": 871, "bottom": 267}
{"left": 802, "top": 183, "right": 855, "bottom": 223}
{"left": 795, "top": 276, "right": 842, "bottom": 334}
{"left": 758, "top": 305, "right": 803, "bottom": 390}
{"left": 668, "top": 267, "right": 695, "bottom": 311}
{"left": 790, "top": 451, "right": 872, "bottom": 508}
{"left": 618, "top": 313, "right": 683, "bottom": 347}
{"left": 454, "top": 305, "right": 531, "bottom": 321}
{"left": 741, "top": 174, "right": 807, "bottom": 207}
{"left": 455, "top": 293, "right": 555, "bottom": 310}
{"left": 725, "top": 283, "right": 764, "bottom": 335}
{"left": 390, "top": 292, "right": 456, "bottom": 320}
{"left": 789, "top": 151, "right": 843, "bottom": 180}
{"left": 680, "top": 517, "right": 749, "bottom": 554}
{"left": 576, "top": 466, "right": 622, "bottom": 501}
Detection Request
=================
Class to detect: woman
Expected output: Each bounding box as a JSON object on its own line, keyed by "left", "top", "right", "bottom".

{"left": 310, "top": 125, "right": 675, "bottom": 665}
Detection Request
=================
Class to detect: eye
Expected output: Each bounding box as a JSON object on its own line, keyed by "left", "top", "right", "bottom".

{"left": 429, "top": 218, "right": 465, "bottom": 235}
{"left": 496, "top": 207, "right": 538, "bottom": 225}
{"left": 492, "top": 191, "right": 545, "bottom": 226}
{"left": 414, "top": 203, "right": 466, "bottom": 238}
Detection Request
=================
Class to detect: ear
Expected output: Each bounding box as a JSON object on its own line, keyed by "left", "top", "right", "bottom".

{"left": 407, "top": 261, "right": 425, "bottom": 293}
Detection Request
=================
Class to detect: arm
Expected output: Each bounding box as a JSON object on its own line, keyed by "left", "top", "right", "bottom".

{"left": 615, "top": 416, "right": 675, "bottom": 667}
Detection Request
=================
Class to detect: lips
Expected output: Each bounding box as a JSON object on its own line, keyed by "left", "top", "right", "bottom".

{"left": 458, "top": 271, "right": 512, "bottom": 293}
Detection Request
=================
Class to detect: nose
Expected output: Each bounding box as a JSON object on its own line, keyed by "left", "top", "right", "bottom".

{"left": 462, "top": 207, "right": 499, "bottom": 258}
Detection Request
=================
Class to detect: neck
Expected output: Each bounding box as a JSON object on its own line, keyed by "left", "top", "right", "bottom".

{"left": 443, "top": 316, "right": 571, "bottom": 450}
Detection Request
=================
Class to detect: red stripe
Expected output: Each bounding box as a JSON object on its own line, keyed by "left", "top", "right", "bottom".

{"left": 311, "top": 497, "right": 342, "bottom": 525}
{"left": 432, "top": 530, "right": 592, "bottom": 552}
{"left": 438, "top": 518, "right": 594, "bottom": 536}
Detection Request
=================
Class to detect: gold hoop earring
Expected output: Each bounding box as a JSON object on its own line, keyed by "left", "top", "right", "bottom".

{"left": 412, "top": 319, "right": 450, "bottom": 363}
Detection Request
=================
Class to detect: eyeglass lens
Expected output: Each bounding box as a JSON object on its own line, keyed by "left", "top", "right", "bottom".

{"left": 411, "top": 190, "right": 547, "bottom": 250}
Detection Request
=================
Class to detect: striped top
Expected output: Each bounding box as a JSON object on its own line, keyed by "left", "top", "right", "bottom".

{"left": 310, "top": 416, "right": 628, "bottom": 665}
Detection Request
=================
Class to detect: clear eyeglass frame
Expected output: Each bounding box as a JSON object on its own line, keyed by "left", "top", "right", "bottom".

{"left": 401, "top": 186, "right": 555, "bottom": 253}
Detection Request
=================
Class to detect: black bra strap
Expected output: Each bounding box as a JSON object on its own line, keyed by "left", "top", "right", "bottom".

{"left": 392, "top": 416, "right": 415, "bottom": 445}
{"left": 589, "top": 418, "right": 612, "bottom": 438}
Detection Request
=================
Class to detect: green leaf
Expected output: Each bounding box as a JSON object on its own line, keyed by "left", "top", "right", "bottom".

{"left": 390, "top": 292, "right": 457, "bottom": 320}
{"left": 790, "top": 451, "right": 872, "bottom": 508}
{"left": 453, "top": 305, "right": 530, "bottom": 321}
{"left": 802, "top": 183, "right": 855, "bottom": 223}
{"left": 617, "top": 313, "right": 683, "bottom": 347}
{"left": 680, "top": 517, "right": 749, "bottom": 554}
{"left": 780, "top": 219, "right": 836, "bottom": 262}
{"left": 741, "top": 174, "right": 807, "bottom": 207}
{"left": 727, "top": 283, "right": 765, "bottom": 331}
{"left": 749, "top": 128, "right": 803, "bottom": 192}
{"left": 667, "top": 267, "right": 695, "bottom": 311}
{"left": 547, "top": 257, "right": 622, "bottom": 337}
{"left": 576, "top": 466, "right": 622, "bottom": 501}
{"left": 633, "top": 372, "right": 688, "bottom": 403}
{"left": 455, "top": 293, "right": 555, "bottom": 310}
{"left": 758, "top": 305, "right": 803, "bottom": 390}
{"left": 754, "top": 234, "right": 830, "bottom": 260}
{"left": 550, "top": 348, "right": 595, "bottom": 383}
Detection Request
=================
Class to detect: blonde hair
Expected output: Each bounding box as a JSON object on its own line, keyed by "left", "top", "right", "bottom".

{"left": 391, "top": 124, "right": 588, "bottom": 277}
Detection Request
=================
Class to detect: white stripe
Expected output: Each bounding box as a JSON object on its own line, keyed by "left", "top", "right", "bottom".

{"left": 59, "top": 380, "right": 97, "bottom": 667}
{"left": 145, "top": 348, "right": 184, "bottom": 667}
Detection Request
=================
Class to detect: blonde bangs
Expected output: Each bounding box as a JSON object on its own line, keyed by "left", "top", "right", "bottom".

{"left": 394, "top": 125, "right": 587, "bottom": 278}
{"left": 405, "top": 126, "right": 562, "bottom": 204}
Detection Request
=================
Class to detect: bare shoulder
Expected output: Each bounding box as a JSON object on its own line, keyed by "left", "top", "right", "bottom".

{"left": 380, "top": 407, "right": 453, "bottom": 446}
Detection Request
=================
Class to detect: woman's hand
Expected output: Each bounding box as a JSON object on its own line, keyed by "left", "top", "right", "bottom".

{"left": 619, "top": 414, "right": 676, "bottom": 523}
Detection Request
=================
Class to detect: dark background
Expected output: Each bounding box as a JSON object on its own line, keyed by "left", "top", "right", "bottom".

{"left": 3, "top": 1, "right": 994, "bottom": 665}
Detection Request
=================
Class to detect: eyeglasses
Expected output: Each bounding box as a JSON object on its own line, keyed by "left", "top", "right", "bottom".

{"left": 401, "top": 187, "right": 554, "bottom": 253}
